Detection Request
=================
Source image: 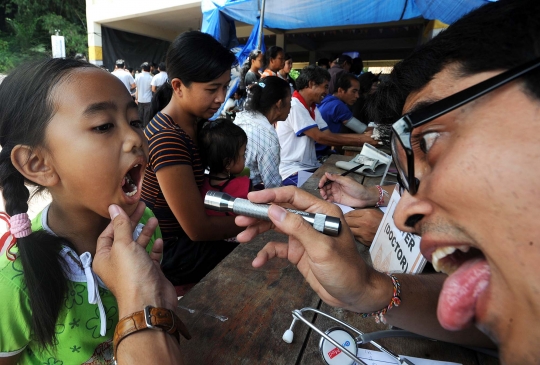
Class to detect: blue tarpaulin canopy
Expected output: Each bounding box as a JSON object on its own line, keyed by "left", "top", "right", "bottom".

{"left": 202, "top": 0, "right": 490, "bottom": 40}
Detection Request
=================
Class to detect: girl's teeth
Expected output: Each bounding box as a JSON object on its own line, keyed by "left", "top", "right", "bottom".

{"left": 125, "top": 187, "right": 138, "bottom": 197}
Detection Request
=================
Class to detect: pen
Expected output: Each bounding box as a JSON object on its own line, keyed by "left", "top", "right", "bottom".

{"left": 315, "top": 164, "right": 364, "bottom": 190}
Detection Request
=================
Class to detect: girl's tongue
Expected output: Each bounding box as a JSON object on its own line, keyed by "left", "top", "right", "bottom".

{"left": 437, "top": 257, "right": 490, "bottom": 331}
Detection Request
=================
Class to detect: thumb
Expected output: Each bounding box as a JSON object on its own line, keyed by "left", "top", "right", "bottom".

{"left": 109, "top": 204, "right": 137, "bottom": 248}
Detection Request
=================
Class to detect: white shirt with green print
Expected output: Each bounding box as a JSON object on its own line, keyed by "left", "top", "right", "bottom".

{"left": 0, "top": 205, "right": 161, "bottom": 364}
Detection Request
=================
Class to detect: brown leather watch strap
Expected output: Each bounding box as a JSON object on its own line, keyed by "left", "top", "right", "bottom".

{"left": 113, "top": 306, "right": 191, "bottom": 360}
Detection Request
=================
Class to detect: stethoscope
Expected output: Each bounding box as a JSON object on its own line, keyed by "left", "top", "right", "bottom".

{"left": 283, "top": 307, "right": 421, "bottom": 365}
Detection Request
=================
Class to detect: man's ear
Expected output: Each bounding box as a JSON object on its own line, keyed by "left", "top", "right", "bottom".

{"left": 170, "top": 78, "right": 184, "bottom": 98}
{"left": 308, "top": 80, "right": 315, "bottom": 89}
{"left": 275, "top": 99, "right": 283, "bottom": 110}
{"left": 11, "top": 145, "right": 59, "bottom": 187}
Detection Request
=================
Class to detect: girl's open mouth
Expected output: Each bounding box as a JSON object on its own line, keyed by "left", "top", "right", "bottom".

{"left": 121, "top": 164, "right": 142, "bottom": 197}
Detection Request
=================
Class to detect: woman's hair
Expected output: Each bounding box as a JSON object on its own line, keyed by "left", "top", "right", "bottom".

{"left": 265, "top": 46, "right": 283, "bottom": 67}
{"left": 198, "top": 118, "right": 247, "bottom": 174}
{"left": 0, "top": 58, "right": 96, "bottom": 349}
{"left": 244, "top": 76, "right": 290, "bottom": 116}
{"left": 151, "top": 31, "right": 238, "bottom": 115}
{"left": 239, "top": 49, "right": 263, "bottom": 90}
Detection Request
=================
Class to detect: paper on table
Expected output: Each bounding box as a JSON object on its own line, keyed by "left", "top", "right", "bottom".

{"left": 297, "top": 170, "right": 313, "bottom": 187}
{"left": 354, "top": 348, "right": 462, "bottom": 365}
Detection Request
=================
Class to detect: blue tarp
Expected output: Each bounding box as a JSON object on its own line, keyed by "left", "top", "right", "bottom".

{"left": 202, "top": 0, "right": 490, "bottom": 35}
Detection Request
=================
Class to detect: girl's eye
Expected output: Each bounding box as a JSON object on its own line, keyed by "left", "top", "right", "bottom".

{"left": 419, "top": 131, "right": 441, "bottom": 154}
{"left": 94, "top": 123, "right": 113, "bottom": 133}
{"left": 130, "top": 120, "right": 144, "bottom": 129}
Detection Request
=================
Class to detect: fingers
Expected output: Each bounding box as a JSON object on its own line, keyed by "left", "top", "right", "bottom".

{"left": 108, "top": 204, "right": 136, "bottom": 247}
{"left": 236, "top": 220, "right": 274, "bottom": 242}
{"left": 247, "top": 186, "right": 338, "bottom": 215}
{"left": 149, "top": 238, "right": 164, "bottom": 263}
{"left": 129, "top": 201, "right": 147, "bottom": 228}
{"left": 135, "top": 216, "right": 159, "bottom": 249}
{"left": 252, "top": 242, "right": 290, "bottom": 267}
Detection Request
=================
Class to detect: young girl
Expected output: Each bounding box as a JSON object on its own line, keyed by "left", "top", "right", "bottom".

{"left": 142, "top": 31, "right": 242, "bottom": 291}
{"left": 0, "top": 59, "right": 162, "bottom": 363}
{"left": 198, "top": 118, "right": 250, "bottom": 216}
{"left": 239, "top": 49, "right": 264, "bottom": 90}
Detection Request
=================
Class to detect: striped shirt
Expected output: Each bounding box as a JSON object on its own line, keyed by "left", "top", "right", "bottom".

{"left": 141, "top": 112, "right": 204, "bottom": 238}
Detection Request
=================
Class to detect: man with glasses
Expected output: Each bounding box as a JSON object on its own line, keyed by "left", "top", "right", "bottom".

{"left": 236, "top": 0, "right": 540, "bottom": 363}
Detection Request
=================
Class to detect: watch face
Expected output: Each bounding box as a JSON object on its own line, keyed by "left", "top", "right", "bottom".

{"left": 319, "top": 327, "right": 357, "bottom": 365}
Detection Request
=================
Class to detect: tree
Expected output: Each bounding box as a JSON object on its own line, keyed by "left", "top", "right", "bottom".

{"left": 0, "top": 0, "right": 87, "bottom": 73}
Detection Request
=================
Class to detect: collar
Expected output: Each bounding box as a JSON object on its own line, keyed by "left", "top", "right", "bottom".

{"left": 293, "top": 90, "right": 316, "bottom": 120}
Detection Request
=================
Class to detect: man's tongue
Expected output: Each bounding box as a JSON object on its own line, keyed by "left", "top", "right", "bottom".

{"left": 437, "top": 257, "right": 490, "bottom": 331}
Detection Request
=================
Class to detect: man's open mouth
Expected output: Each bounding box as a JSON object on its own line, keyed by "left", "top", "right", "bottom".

{"left": 430, "top": 245, "right": 490, "bottom": 331}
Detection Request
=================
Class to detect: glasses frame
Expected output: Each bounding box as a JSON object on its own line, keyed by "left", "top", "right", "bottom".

{"left": 391, "top": 57, "right": 540, "bottom": 195}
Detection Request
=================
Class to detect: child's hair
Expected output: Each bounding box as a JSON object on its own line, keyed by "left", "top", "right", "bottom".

{"left": 239, "top": 49, "right": 264, "bottom": 89}
{"left": 151, "top": 31, "right": 238, "bottom": 116}
{"left": 198, "top": 118, "right": 247, "bottom": 174}
{"left": 244, "top": 76, "right": 290, "bottom": 116}
{"left": 0, "top": 58, "right": 97, "bottom": 349}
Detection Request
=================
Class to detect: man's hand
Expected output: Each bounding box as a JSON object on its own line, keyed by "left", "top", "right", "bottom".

{"left": 344, "top": 208, "right": 384, "bottom": 247}
{"left": 318, "top": 172, "right": 379, "bottom": 208}
{"left": 94, "top": 203, "right": 177, "bottom": 318}
{"left": 235, "top": 187, "right": 390, "bottom": 313}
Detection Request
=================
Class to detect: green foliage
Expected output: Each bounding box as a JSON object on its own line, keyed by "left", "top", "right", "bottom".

{"left": 0, "top": 0, "right": 87, "bottom": 73}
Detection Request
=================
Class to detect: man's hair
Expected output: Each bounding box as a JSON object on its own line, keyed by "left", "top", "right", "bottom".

{"left": 141, "top": 62, "right": 150, "bottom": 72}
{"left": 335, "top": 73, "right": 358, "bottom": 93}
{"left": 369, "top": 0, "right": 540, "bottom": 125}
{"left": 158, "top": 62, "right": 166, "bottom": 71}
{"left": 317, "top": 58, "right": 330, "bottom": 69}
{"left": 296, "top": 65, "right": 331, "bottom": 90}
{"left": 334, "top": 55, "right": 352, "bottom": 67}
{"left": 115, "top": 59, "right": 125, "bottom": 68}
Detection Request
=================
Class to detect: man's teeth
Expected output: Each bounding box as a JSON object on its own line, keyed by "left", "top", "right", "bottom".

{"left": 431, "top": 245, "right": 470, "bottom": 274}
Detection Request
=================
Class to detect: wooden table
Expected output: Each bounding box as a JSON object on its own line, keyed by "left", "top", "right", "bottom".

{"left": 178, "top": 155, "right": 499, "bottom": 365}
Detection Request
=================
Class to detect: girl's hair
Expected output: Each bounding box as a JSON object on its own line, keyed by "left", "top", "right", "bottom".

{"left": 198, "top": 118, "right": 247, "bottom": 174}
{"left": 265, "top": 46, "right": 284, "bottom": 67}
{"left": 239, "top": 49, "right": 263, "bottom": 90}
{"left": 0, "top": 58, "right": 96, "bottom": 349}
{"left": 244, "top": 76, "right": 290, "bottom": 116}
{"left": 151, "top": 31, "right": 238, "bottom": 115}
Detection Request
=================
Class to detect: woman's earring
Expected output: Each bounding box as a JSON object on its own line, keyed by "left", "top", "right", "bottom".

{"left": 227, "top": 168, "right": 231, "bottom": 178}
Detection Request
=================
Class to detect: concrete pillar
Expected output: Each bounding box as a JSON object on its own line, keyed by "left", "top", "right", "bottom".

{"left": 309, "top": 51, "right": 317, "bottom": 65}
{"left": 276, "top": 33, "right": 285, "bottom": 50}
{"left": 87, "top": 22, "right": 103, "bottom": 66}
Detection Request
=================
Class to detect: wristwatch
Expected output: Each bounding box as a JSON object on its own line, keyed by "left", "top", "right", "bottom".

{"left": 113, "top": 305, "right": 191, "bottom": 360}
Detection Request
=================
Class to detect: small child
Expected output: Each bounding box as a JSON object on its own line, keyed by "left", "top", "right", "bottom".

{"left": 0, "top": 59, "right": 162, "bottom": 363}
{"left": 198, "top": 118, "right": 251, "bottom": 216}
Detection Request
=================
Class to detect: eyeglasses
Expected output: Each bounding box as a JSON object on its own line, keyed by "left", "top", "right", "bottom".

{"left": 391, "top": 57, "right": 540, "bottom": 195}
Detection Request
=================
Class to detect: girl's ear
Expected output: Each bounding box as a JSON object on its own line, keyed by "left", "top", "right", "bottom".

{"left": 223, "top": 157, "right": 233, "bottom": 170}
{"left": 170, "top": 78, "right": 184, "bottom": 98}
{"left": 11, "top": 145, "right": 59, "bottom": 187}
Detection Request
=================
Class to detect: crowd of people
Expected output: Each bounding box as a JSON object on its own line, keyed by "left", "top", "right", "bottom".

{"left": 0, "top": 0, "right": 538, "bottom": 364}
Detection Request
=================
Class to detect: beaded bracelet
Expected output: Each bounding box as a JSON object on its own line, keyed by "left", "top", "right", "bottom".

{"left": 360, "top": 274, "right": 401, "bottom": 324}
{"left": 374, "top": 185, "right": 384, "bottom": 207}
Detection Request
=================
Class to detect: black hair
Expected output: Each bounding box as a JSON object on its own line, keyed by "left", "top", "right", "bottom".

{"left": 152, "top": 31, "right": 237, "bottom": 115}
{"left": 158, "top": 61, "right": 166, "bottom": 71}
{"left": 198, "top": 118, "right": 247, "bottom": 174}
{"left": 116, "top": 60, "right": 125, "bottom": 68}
{"left": 350, "top": 57, "right": 364, "bottom": 75}
{"left": 240, "top": 49, "right": 263, "bottom": 89}
{"left": 334, "top": 55, "right": 352, "bottom": 67}
{"left": 358, "top": 72, "right": 380, "bottom": 95}
{"left": 141, "top": 62, "right": 150, "bottom": 72}
{"left": 284, "top": 53, "right": 293, "bottom": 62}
{"left": 0, "top": 58, "right": 97, "bottom": 349}
{"left": 296, "top": 65, "right": 331, "bottom": 90}
{"left": 128, "top": 67, "right": 134, "bottom": 73}
{"left": 335, "top": 73, "right": 358, "bottom": 93}
{"left": 265, "top": 46, "right": 284, "bottom": 67}
{"left": 317, "top": 58, "right": 331, "bottom": 69}
{"left": 244, "top": 76, "right": 290, "bottom": 116}
{"left": 369, "top": 0, "right": 540, "bottom": 125}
